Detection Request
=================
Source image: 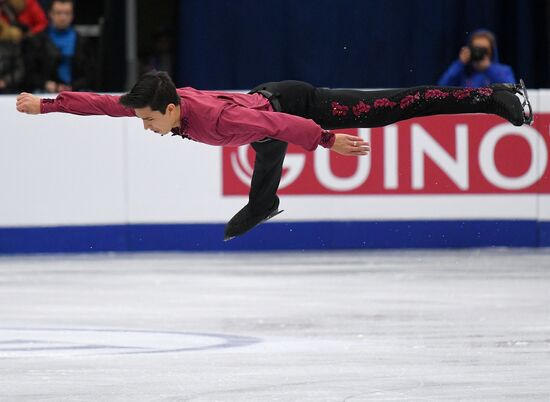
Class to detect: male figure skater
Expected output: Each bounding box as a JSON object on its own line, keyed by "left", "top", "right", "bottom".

{"left": 16, "top": 71, "right": 532, "bottom": 240}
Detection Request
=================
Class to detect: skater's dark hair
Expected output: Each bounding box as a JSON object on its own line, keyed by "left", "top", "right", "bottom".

{"left": 119, "top": 71, "right": 180, "bottom": 113}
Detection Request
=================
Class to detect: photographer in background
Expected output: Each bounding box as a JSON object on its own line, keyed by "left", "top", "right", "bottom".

{"left": 438, "top": 29, "right": 516, "bottom": 87}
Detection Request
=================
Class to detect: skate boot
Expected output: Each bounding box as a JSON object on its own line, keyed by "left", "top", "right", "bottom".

{"left": 224, "top": 196, "right": 283, "bottom": 241}
{"left": 490, "top": 79, "right": 533, "bottom": 125}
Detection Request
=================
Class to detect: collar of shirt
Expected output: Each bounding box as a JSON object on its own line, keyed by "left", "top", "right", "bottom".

{"left": 170, "top": 99, "right": 191, "bottom": 140}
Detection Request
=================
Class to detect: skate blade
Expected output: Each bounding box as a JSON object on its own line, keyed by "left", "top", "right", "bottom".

{"left": 223, "top": 210, "right": 284, "bottom": 242}
{"left": 265, "top": 209, "right": 284, "bottom": 221}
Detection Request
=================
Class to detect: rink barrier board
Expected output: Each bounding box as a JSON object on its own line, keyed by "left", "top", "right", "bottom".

{"left": 0, "top": 220, "right": 545, "bottom": 254}
{"left": 1, "top": 90, "right": 550, "bottom": 253}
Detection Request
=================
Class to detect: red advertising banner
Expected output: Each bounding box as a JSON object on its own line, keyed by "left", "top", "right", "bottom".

{"left": 223, "top": 114, "right": 550, "bottom": 195}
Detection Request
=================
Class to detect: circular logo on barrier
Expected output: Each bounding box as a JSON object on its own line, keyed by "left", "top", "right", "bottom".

{"left": 0, "top": 327, "right": 261, "bottom": 357}
{"left": 230, "top": 145, "right": 305, "bottom": 190}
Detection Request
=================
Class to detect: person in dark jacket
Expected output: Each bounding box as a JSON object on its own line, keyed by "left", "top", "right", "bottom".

{"left": 24, "top": 0, "right": 95, "bottom": 92}
{"left": 438, "top": 29, "right": 515, "bottom": 87}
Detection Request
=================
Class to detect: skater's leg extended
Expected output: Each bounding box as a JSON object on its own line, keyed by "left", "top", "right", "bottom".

{"left": 308, "top": 84, "right": 528, "bottom": 130}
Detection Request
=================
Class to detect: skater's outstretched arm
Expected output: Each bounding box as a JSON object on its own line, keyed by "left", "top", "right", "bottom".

{"left": 16, "top": 88, "right": 371, "bottom": 156}
{"left": 16, "top": 92, "right": 135, "bottom": 117}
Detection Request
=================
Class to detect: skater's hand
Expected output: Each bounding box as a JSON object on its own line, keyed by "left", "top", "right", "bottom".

{"left": 16, "top": 92, "right": 41, "bottom": 114}
{"left": 331, "top": 134, "right": 370, "bottom": 156}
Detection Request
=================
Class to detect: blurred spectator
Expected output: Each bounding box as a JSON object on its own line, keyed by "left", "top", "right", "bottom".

{"left": 25, "top": 0, "right": 96, "bottom": 92}
{"left": 438, "top": 29, "right": 516, "bottom": 87}
{"left": 0, "top": 0, "right": 47, "bottom": 36}
{"left": 0, "top": 30, "right": 24, "bottom": 92}
{"left": 0, "top": 0, "right": 30, "bottom": 92}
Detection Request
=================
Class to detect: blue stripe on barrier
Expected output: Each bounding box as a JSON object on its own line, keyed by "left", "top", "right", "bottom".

{"left": 0, "top": 220, "right": 545, "bottom": 254}
{"left": 539, "top": 221, "right": 550, "bottom": 247}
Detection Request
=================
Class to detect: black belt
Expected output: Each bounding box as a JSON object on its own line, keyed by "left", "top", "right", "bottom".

{"left": 254, "top": 89, "right": 282, "bottom": 112}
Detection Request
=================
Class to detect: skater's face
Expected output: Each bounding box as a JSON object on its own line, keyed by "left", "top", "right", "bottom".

{"left": 134, "top": 104, "right": 180, "bottom": 136}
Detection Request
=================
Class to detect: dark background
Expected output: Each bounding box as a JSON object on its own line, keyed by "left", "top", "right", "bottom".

{"left": 40, "top": 0, "right": 550, "bottom": 91}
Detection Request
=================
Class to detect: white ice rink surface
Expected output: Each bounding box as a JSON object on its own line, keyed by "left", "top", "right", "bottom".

{"left": 1, "top": 250, "right": 549, "bottom": 401}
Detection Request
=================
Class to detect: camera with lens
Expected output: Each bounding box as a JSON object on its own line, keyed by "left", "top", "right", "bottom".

{"left": 469, "top": 46, "right": 489, "bottom": 63}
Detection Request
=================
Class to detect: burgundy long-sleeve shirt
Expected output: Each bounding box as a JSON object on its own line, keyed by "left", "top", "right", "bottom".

{"left": 40, "top": 88, "right": 336, "bottom": 151}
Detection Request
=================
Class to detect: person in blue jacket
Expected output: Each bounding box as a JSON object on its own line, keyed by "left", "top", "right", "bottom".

{"left": 438, "top": 29, "right": 516, "bottom": 87}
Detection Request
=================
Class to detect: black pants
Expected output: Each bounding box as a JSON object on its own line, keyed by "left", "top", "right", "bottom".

{"left": 247, "top": 80, "right": 500, "bottom": 214}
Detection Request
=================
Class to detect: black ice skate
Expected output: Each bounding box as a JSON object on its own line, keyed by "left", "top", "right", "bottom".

{"left": 490, "top": 78, "right": 533, "bottom": 125}
{"left": 224, "top": 196, "right": 283, "bottom": 241}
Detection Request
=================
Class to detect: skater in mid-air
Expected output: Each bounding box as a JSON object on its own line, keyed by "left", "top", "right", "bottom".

{"left": 16, "top": 71, "right": 533, "bottom": 240}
